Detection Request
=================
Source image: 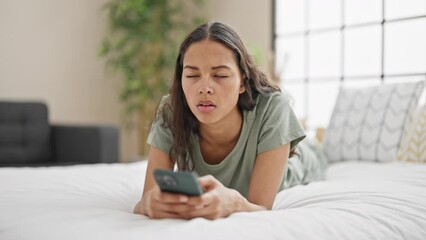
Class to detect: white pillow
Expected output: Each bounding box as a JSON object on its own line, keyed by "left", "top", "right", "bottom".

{"left": 323, "top": 81, "right": 425, "bottom": 163}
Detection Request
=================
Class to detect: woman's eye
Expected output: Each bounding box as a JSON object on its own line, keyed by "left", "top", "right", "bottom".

{"left": 186, "top": 75, "right": 199, "bottom": 78}
{"left": 214, "top": 75, "right": 228, "bottom": 79}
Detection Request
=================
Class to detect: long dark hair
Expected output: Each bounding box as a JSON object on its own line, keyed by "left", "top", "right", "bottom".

{"left": 160, "top": 21, "right": 286, "bottom": 170}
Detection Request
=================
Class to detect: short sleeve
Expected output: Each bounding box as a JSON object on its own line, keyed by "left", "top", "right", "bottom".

{"left": 257, "top": 93, "right": 306, "bottom": 154}
{"left": 146, "top": 95, "right": 174, "bottom": 154}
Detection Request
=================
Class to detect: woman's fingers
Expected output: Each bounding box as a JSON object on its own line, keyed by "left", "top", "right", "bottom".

{"left": 151, "top": 186, "right": 189, "bottom": 204}
{"left": 152, "top": 200, "right": 200, "bottom": 213}
{"left": 182, "top": 190, "right": 223, "bottom": 219}
{"left": 154, "top": 191, "right": 189, "bottom": 204}
{"left": 198, "top": 175, "right": 220, "bottom": 191}
{"left": 147, "top": 209, "right": 183, "bottom": 219}
{"left": 150, "top": 189, "right": 203, "bottom": 214}
{"left": 182, "top": 203, "right": 222, "bottom": 220}
{"left": 143, "top": 187, "right": 193, "bottom": 218}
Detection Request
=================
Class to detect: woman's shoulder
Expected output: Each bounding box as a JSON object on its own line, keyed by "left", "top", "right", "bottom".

{"left": 157, "top": 94, "right": 172, "bottom": 112}
{"left": 256, "top": 91, "right": 293, "bottom": 110}
{"left": 245, "top": 91, "right": 292, "bottom": 122}
{"left": 153, "top": 94, "right": 172, "bottom": 123}
{"left": 159, "top": 94, "right": 171, "bottom": 105}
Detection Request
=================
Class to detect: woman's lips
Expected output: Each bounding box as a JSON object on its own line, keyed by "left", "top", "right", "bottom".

{"left": 197, "top": 100, "right": 216, "bottom": 113}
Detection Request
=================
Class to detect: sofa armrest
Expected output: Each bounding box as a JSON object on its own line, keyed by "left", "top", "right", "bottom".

{"left": 51, "top": 125, "right": 119, "bottom": 164}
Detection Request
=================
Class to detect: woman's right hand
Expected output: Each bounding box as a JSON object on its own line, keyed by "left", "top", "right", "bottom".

{"left": 133, "top": 185, "right": 195, "bottom": 219}
{"left": 134, "top": 146, "right": 192, "bottom": 219}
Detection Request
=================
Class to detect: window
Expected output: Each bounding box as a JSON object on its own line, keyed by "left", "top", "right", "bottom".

{"left": 274, "top": 0, "right": 426, "bottom": 132}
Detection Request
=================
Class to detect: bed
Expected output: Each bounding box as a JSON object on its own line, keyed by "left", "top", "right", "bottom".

{"left": 1, "top": 82, "right": 425, "bottom": 240}
{"left": 0, "top": 160, "right": 426, "bottom": 240}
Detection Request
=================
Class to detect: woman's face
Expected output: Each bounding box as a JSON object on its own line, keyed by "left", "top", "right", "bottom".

{"left": 182, "top": 39, "right": 245, "bottom": 126}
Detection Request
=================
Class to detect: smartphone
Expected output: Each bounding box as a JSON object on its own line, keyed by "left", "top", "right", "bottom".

{"left": 153, "top": 169, "right": 203, "bottom": 196}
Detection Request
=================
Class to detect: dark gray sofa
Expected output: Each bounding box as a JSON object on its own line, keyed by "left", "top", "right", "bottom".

{"left": 0, "top": 101, "right": 119, "bottom": 167}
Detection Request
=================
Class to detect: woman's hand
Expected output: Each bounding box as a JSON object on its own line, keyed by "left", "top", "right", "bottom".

{"left": 182, "top": 175, "right": 247, "bottom": 220}
{"left": 134, "top": 174, "right": 265, "bottom": 220}
{"left": 133, "top": 185, "right": 199, "bottom": 219}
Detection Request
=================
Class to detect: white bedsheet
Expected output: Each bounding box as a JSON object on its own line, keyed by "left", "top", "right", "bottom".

{"left": 1, "top": 160, "right": 425, "bottom": 240}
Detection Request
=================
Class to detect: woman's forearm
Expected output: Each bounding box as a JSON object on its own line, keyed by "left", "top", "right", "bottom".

{"left": 237, "top": 197, "right": 268, "bottom": 212}
{"left": 231, "top": 190, "right": 269, "bottom": 213}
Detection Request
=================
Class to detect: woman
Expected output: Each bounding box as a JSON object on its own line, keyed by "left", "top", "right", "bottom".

{"left": 134, "top": 21, "right": 320, "bottom": 220}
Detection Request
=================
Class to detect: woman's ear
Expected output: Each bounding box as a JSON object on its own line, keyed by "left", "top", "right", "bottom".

{"left": 240, "top": 73, "right": 246, "bottom": 94}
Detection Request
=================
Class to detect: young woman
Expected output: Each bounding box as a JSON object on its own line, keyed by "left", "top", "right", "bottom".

{"left": 133, "top": 21, "right": 319, "bottom": 220}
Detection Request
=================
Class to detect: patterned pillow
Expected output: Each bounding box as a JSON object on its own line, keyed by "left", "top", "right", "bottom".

{"left": 397, "top": 104, "right": 426, "bottom": 163}
{"left": 323, "top": 81, "right": 425, "bottom": 163}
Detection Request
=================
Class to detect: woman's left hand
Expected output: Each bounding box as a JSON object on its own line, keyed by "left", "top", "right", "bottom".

{"left": 181, "top": 175, "right": 246, "bottom": 220}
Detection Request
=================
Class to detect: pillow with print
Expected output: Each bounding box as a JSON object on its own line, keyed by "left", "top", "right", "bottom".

{"left": 323, "top": 81, "right": 425, "bottom": 163}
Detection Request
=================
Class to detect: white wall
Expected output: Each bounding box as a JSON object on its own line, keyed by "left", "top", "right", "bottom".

{"left": 204, "top": 0, "right": 273, "bottom": 71}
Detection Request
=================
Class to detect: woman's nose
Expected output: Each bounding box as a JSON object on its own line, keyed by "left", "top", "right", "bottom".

{"left": 198, "top": 78, "right": 214, "bottom": 95}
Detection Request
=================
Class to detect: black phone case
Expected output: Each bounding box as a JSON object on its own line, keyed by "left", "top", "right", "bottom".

{"left": 154, "top": 169, "right": 203, "bottom": 196}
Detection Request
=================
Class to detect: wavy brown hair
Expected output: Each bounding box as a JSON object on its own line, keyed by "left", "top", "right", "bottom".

{"left": 159, "top": 21, "right": 294, "bottom": 170}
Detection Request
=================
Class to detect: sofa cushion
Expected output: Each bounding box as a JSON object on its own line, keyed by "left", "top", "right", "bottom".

{"left": 0, "top": 102, "right": 52, "bottom": 164}
{"left": 323, "top": 81, "right": 424, "bottom": 163}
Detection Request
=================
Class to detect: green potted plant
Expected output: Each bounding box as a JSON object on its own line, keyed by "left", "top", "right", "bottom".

{"left": 99, "top": 0, "right": 203, "bottom": 157}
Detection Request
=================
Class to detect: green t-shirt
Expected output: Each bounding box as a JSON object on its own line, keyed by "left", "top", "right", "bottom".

{"left": 147, "top": 91, "right": 306, "bottom": 197}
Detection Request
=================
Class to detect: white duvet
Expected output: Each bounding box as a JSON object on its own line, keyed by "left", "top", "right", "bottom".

{"left": 0, "top": 160, "right": 425, "bottom": 240}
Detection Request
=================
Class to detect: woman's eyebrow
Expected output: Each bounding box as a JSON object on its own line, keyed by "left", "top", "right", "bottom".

{"left": 183, "top": 65, "right": 231, "bottom": 70}
{"left": 183, "top": 65, "right": 199, "bottom": 70}
{"left": 211, "top": 65, "right": 231, "bottom": 70}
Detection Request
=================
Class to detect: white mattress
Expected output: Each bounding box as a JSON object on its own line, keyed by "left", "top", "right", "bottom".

{"left": 1, "top": 160, "right": 425, "bottom": 240}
